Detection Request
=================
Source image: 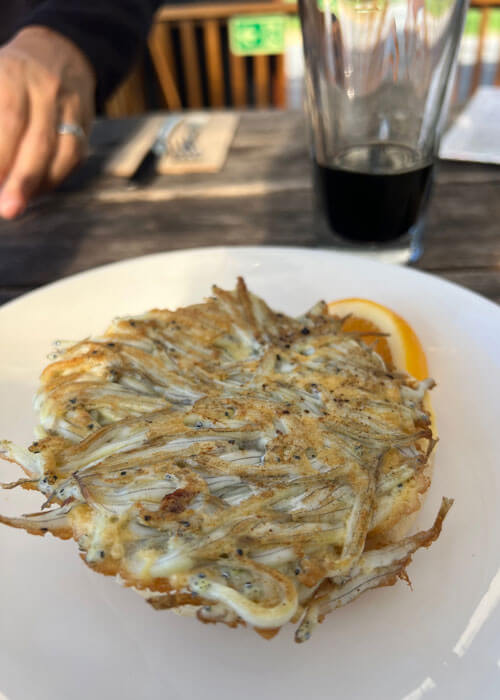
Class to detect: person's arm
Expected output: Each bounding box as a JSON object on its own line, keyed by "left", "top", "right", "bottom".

{"left": 0, "top": 1, "right": 164, "bottom": 220}
{"left": 18, "top": 1, "right": 165, "bottom": 106}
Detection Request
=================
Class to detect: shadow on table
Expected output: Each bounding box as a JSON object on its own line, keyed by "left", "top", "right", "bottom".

{"left": 0, "top": 194, "right": 100, "bottom": 293}
{"left": 0, "top": 118, "right": 149, "bottom": 294}
{"left": 0, "top": 113, "right": 318, "bottom": 299}
{"left": 58, "top": 117, "right": 148, "bottom": 194}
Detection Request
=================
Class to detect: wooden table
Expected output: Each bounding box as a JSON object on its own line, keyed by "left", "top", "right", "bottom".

{"left": 0, "top": 110, "right": 499, "bottom": 306}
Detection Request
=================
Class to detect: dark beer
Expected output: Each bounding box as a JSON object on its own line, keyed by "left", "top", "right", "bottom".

{"left": 314, "top": 144, "right": 434, "bottom": 243}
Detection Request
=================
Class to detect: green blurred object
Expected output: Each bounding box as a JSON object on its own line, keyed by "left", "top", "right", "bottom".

{"left": 464, "top": 8, "right": 482, "bottom": 34}
{"left": 316, "top": 0, "right": 338, "bottom": 12}
{"left": 463, "top": 7, "right": 500, "bottom": 35}
{"left": 489, "top": 8, "right": 500, "bottom": 33}
{"left": 229, "top": 15, "right": 286, "bottom": 55}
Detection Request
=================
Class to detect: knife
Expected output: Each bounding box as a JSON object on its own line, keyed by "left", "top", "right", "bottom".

{"left": 128, "top": 116, "right": 183, "bottom": 187}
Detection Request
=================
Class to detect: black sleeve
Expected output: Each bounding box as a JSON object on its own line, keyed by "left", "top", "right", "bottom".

{"left": 18, "top": 0, "right": 165, "bottom": 106}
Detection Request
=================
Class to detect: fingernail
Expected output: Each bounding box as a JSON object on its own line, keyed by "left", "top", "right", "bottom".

{"left": 0, "top": 194, "right": 23, "bottom": 219}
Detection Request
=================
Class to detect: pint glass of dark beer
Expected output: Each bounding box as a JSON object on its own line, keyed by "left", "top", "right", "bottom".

{"left": 299, "top": 0, "right": 468, "bottom": 262}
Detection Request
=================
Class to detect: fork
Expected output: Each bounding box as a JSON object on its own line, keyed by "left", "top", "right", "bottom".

{"left": 170, "top": 116, "right": 208, "bottom": 161}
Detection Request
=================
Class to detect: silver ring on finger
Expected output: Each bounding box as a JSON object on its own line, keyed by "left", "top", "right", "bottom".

{"left": 57, "top": 122, "right": 86, "bottom": 143}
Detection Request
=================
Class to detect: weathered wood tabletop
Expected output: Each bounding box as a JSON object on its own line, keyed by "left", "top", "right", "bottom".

{"left": 0, "top": 110, "right": 498, "bottom": 307}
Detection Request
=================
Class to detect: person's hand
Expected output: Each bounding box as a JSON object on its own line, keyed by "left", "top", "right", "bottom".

{"left": 0, "top": 26, "right": 96, "bottom": 219}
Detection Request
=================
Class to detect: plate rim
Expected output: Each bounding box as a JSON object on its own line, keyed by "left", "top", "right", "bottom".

{"left": 1, "top": 245, "right": 498, "bottom": 319}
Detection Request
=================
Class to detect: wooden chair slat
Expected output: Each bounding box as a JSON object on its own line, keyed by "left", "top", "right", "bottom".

{"left": 273, "top": 53, "right": 286, "bottom": 108}
{"left": 203, "top": 20, "right": 225, "bottom": 107}
{"left": 148, "top": 22, "right": 182, "bottom": 110}
{"left": 471, "top": 8, "right": 490, "bottom": 94}
{"left": 230, "top": 53, "right": 247, "bottom": 107}
{"left": 157, "top": 2, "right": 297, "bottom": 21}
{"left": 179, "top": 20, "right": 204, "bottom": 108}
{"left": 163, "top": 22, "right": 178, "bottom": 86}
{"left": 254, "top": 55, "right": 270, "bottom": 107}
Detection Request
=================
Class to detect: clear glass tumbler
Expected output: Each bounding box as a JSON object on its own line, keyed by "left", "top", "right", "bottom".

{"left": 299, "top": 0, "right": 468, "bottom": 262}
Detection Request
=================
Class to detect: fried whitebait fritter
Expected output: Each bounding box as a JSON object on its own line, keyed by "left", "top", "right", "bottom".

{"left": 1, "top": 279, "right": 451, "bottom": 642}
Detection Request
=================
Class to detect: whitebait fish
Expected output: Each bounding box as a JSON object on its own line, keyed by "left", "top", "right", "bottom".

{"left": 1, "top": 279, "right": 451, "bottom": 642}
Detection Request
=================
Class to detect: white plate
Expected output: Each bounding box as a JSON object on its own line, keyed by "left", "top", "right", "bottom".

{"left": 1, "top": 247, "right": 499, "bottom": 700}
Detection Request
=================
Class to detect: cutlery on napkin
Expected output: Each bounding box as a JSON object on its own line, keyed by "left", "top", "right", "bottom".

{"left": 104, "top": 112, "right": 239, "bottom": 179}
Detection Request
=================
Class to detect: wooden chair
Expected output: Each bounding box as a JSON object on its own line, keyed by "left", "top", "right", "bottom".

{"left": 464, "top": 0, "right": 500, "bottom": 94}
{"left": 105, "top": 1, "right": 298, "bottom": 115}
{"left": 106, "top": 0, "right": 500, "bottom": 116}
{"left": 148, "top": 2, "right": 297, "bottom": 110}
